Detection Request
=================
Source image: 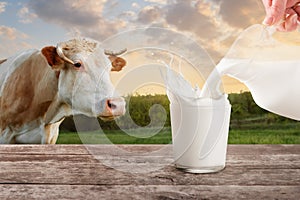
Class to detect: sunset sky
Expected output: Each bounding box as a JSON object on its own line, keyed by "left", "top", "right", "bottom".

{"left": 0, "top": 0, "right": 293, "bottom": 94}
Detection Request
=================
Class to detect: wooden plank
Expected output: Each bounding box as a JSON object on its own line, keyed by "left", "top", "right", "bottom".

{"left": 0, "top": 145, "right": 300, "bottom": 155}
{"left": 0, "top": 185, "right": 299, "bottom": 200}
{"left": 226, "top": 154, "right": 300, "bottom": 168}
{"left": 0, "top": 162, "right": 299, "bottom": 186}
{"left": 0, "top": 145, "right": 299, "bottom": 167}
{"left": 0, "top": 144, "right": 299, "bottom": 155}
{"left": 0, "top": 154, "right": 299, "bottom": 185}
{"left": 0, "top": 145, "right": 89, "bottom": 155}
{"left": 0, "top": 145, "right": 299, "bottom": 199}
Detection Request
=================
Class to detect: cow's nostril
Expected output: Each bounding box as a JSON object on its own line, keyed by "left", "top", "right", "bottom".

{"left": 103, "top": 98, "right": 126, "bottom": 118}
{"left": 107, "top": 100, "right": 117, "bottom": 110}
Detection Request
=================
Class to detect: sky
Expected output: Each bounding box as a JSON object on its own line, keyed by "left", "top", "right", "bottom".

{"left": 0, "top": 0, "right": 289, "bottom": 94}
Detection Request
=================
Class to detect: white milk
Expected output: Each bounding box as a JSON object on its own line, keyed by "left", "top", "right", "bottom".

{"left": 201, "top": 24, "right": 300, "bottom": 120}
{"left": 222, "top": 59, "right": 300, "bottom": 120}
{"left": 163, "top": 63, "right": 231, "bottom": 173}
{"left": 202, "top": 58, "right": 300, "bottom": 120}
{"left": 170, "top": 95, "right": 231, "bottom": 173}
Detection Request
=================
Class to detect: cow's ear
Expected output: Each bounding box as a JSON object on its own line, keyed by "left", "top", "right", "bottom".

{"left": 41, "top": 46, "right": 64, "bottom": 69}
{"left": 109, "top": 56, "right": 126, "bottom": 72}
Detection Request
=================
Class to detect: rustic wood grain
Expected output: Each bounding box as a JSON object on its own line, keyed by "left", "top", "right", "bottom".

{"left": 0, "top": 185, "right": 299, "bottom": 200}
{"left": 0, "top": 145, "right": 299, "bottom": 199}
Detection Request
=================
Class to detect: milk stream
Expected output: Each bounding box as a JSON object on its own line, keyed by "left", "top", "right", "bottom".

{"left": 202, "top": 24, "right": 300, "bottom": 120}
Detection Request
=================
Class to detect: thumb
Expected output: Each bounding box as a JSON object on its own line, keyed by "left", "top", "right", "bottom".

{"left": 263, "top": 0, "right": 287, "bottom": 25}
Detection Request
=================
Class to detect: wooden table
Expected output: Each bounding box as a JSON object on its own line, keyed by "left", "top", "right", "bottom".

{"left": 0, "top": 145, "right": 299, "bottom": 199}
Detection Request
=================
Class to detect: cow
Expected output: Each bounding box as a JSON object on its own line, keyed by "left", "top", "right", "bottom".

{"left": 0, "top": 38, "right": 127, "bottom": 144}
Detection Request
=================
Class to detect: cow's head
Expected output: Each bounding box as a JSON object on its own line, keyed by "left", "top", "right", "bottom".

{"left": 41, "top": 38, "right": 126, "bottom": 121}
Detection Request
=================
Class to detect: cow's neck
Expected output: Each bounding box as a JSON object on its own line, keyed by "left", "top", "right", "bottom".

{"left": 44, "top": 98, "right": 72, "bottom": 125}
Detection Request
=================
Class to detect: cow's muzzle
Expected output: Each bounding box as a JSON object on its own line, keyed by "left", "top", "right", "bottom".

{"left": 99, "top": 97, "right": 126, "bottom": 121}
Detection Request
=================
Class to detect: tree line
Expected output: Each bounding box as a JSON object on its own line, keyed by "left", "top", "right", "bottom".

{"left": 61, "top": 92, "right": 296, "bottom": 131}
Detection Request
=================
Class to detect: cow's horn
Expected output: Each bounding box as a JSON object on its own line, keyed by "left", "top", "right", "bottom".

{"left": 56, "top": 43, "right": 74, "bottom": 65}
{"left": 104, "top": 48, "right": 127, "bottom": 56}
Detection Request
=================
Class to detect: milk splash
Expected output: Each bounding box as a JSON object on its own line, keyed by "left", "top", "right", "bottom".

{"left": 162, "top": 58, "right": 201, "bottom": 105}
{"left": 202, "top": 24, "right": 300, "bottom": 120}
{"left": 161, "top": 58, "right": 231, "bottom": 173}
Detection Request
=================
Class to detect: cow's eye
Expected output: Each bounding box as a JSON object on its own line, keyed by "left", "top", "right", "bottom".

{"left": 74, "top": 62, "right": 82, "bottom": 68}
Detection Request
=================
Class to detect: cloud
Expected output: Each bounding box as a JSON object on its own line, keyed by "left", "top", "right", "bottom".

{"left": 28, "top": 0, "right": 125, "bottom": 40}
{"left": 0, "top": 26, "right": 28, "bottom": 40}
{"left": 120, "top": 10, "right": 136, "bottom": 18}
{"left": 0, "top": 1, "right": 7, "bottom": 13}
{"left": 165, "top": 0, "right": 219, "bottom": 40}
{"left": 0, "top": 40, "right": 33, "bottom": 58}
{"left": 132, "top": 2, "right": 140, "bottom": 9}
{"left": 126, "top": 0, "right": 233, "bottom": 62}
{"left": 106, "top": 0, "right": 119, "bottom": 11}
{"left": 217, "top": 0, "right": 265, "bottom": 28}
{"left": 28, "top": 0, "right": 104, "bottom": 27}
{"left": 137, "top": 6, "right": 162, "bottom": 24}
{"left": 22, "top": 0, "right": 265, "bottom": 63}
{"left": 18, "top": 6, "right": 37, "bottom": 24}
{"left": 156, "top": 0, "right": 266, "bottom": 62}
{"left": 0, "top": 26, "right": 32, "bottom": 58}
{"left": 144, "top": 0, "right": 168, "bottom": 5}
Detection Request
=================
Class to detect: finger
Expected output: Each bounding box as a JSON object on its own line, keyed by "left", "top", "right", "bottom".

{"left": 262, "top": 0, "right": 274, "bottom": 25}
{"left": 293, "top": 4, "right": 300, "bottom": 16}
{"left": 262, "top": 0, "right": 272, "bottom": 7}
{"left": 270, "top": 0, "right": 288, "bottom": 24}
{"left": 286, "top": 7, "right": 297, "bottom": 16}
{"left": 286, "top": 0, "right": 300, "bottom": 8}
{"left": 285, "top": 14, "right": 298, "bottom": 31}
{"left": 277, "top": 14, "right": 298, "bottom": 31}
{"left": 263, "top": 0, "right": 288, "bottom": 25}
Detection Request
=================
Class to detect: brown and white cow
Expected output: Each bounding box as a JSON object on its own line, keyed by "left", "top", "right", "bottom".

{"left": 0, "top": 38, "right": 126, "bottom": 144}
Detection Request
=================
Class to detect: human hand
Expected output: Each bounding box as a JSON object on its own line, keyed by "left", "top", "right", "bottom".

{"left": 262, "top": 0, "right": 300, "bottom": 31}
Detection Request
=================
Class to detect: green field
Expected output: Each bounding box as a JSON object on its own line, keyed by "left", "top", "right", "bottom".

{"left": 57, "top": 124, "right": 300, "bottom": 144}
{"left": 57, "top": 93, "right": 300, "bottom": 144}
{"left": 57, "top": 127, "right": 172, "bottom": 144}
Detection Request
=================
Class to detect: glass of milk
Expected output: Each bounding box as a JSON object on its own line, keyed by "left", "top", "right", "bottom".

{"left": 170, "top": 95, "right": 231, "bottom": 173}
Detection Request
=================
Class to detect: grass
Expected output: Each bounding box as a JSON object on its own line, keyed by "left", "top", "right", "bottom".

{"left": 229, "top": 129, "right": 300, "bottom": 144}
{"left": 56, "top": 124, "right": 300, "bottom": 144}
{"left": 229, "top": 121, "right": 300, "bottom": 144}
{"left": 57, "top": 127, "right": 172, "bottom": 144}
